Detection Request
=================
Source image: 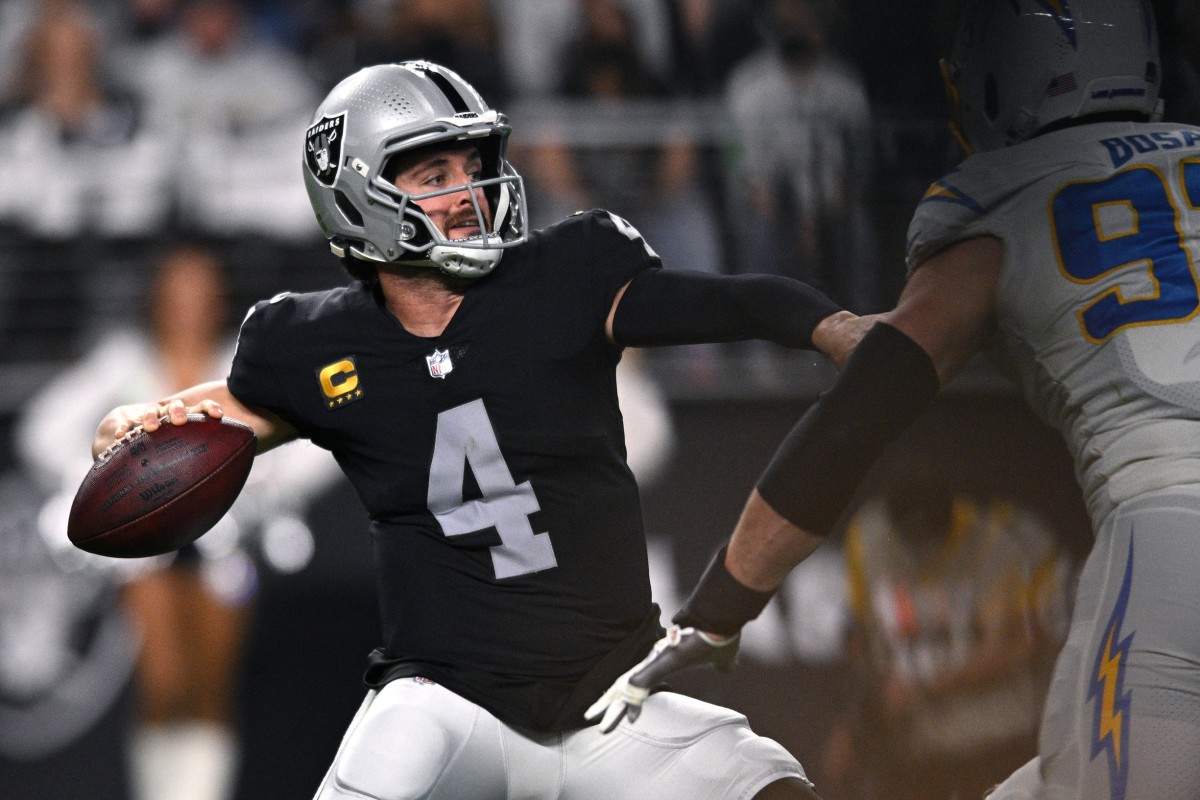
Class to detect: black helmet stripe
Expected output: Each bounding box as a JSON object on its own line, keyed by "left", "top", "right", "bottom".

{"left": 425, "top": 69, "right": 470, "bottom": 115}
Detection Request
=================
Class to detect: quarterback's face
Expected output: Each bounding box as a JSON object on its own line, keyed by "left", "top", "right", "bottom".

{"left": 390, "top": 143, "right": 492, "bottom": 241}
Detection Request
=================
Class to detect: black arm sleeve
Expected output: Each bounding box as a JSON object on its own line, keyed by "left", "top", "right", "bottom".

{"left": 756, "top": 322, "right": 940, "bottom": 535}
{"left": 610, "top": 268, "right": 842, "bottom": 349}
{"left": 673, "top": 545, "right": 775, "bottom": 635}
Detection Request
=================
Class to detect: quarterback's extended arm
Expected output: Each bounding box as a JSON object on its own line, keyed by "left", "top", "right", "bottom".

{"left": 587, "top": 237, "right": 1003, "bottom": 732}
{"left": 606, "top": 268, "right": 869, "bottom": 367}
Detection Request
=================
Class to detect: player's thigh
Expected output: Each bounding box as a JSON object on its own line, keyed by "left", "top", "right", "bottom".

{"left": 312, "top": 678, "right": 505, "bottom": 800}
{"left": 1041, "top": 492, "right": 1200, "bottom": 800}
{"left": 562, "top": 691, "right": 809, "bottom": 800}
{"left": 985, "top": 757, "right": 1041, "bottom": 800}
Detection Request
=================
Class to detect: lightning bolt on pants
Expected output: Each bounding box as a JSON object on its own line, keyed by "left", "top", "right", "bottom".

{"left": 989, "top": 487, "right": 1200, "bottom": 800}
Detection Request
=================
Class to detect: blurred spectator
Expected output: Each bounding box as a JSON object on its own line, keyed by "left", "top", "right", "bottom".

{"left": 351, "top": 0, "right": 510, "bottom": 105}
{"left": 16, "top": 242, "right": 341, "bottom": 800}
{"left": 490, "top": 0, "right": 580, "bottom": 99}
{"left": 520, "top": 0, "right": 726, "bottom": 383}
{"left": 120, "top": 0, "right": 182, "bottom": 43}
{"left": 665, "top": 0, "right": 765, "bottom": 98}
{"left": 836, "top": 0, "right": 960, "bottom": 308}
{"left": 526, "top": 0, "right": 723, "bottom": 276}
{"left": 0, "top": 2, "right": 172, "bottom": 238}
{"left": 559, "top": 0, "right": 665, "bottom": 99}
{"left": 0, "top": 0, "right": 41, "bottom": 106}
{"left": 493, "top": 0, "right": 673, "bottom": 98}
{"left": 724, "top": 0, "right": 879, "bottom": 312}
{"left": 0, "top": 1, "right": 174, "bottom": 349}
{"left": 258, "top": 1, "right": 358, "bottom": 90}
{"left": 113, "top": 0, "right": 315, "bottom": 134}
{"left": 0, "top": 0, "right": 129, "bottom": 105}
{"left": 821, "top": 474, "right": 1072, "bottom": 800}
{"left": 111, "top": 0, "right": 320, "bottom": 238}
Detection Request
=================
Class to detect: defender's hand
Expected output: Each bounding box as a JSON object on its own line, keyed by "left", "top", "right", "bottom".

{"left": 812, "top": 311, "right": 879, "bottom": 369}
{"left": 584, "top": 625, "right": 739, "bottom": 733}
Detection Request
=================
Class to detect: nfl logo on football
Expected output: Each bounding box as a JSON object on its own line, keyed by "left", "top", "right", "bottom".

{"left": 426, "top": 349, "right": 453, "bottom": 379}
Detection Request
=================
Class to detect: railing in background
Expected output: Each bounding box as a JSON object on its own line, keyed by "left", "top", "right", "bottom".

{"left": 0, "top": 102, "right": 968, "bottom": 413}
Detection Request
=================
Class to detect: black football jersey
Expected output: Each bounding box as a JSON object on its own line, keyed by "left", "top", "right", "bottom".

{"left": 228, "top": 210, "right": 665, "bottom": 731}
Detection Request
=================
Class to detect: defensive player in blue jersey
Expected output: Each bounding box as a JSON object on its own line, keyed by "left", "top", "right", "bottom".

{"left": 592, "top": 2, "right": 1200, "bottom": 799}
{"left": 90, "top": 61, "right": 870, "bottom": 799}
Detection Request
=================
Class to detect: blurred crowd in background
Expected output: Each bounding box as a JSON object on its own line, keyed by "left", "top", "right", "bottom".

{"left": 0, "top": 0, "right": 993, "bottom": 385}
{"left": 0, "top": 0, "right": 1194, "bottom": 799}
{"left": 0, "top": 0, "right": 1193, "bottom": 380}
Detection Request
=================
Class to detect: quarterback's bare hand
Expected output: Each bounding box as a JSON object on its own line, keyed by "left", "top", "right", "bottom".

{"left": 585, "top": 625, "right": 739, "bottom": 733}
{"left": 92, "top": 398, "right": 225, "bottom": 460}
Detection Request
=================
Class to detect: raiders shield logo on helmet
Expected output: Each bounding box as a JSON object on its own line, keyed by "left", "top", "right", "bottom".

{"left": 305, "top": 113, "right": 346, "bottom": 187}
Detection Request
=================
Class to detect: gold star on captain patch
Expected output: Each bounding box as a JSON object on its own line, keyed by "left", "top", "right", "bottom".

{"left": 317, "top": 356, "right": 364, "bottom": 411}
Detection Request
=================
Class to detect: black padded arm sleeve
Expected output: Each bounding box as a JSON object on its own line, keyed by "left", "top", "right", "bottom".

{"left": 757, "top": 322, "right": 940, "bottom": 535}
{"left": 611, "top": 268, "right": 841, "bottom": 349}
{"left": 673, "top": 545, "right": 775, "bottom": 635}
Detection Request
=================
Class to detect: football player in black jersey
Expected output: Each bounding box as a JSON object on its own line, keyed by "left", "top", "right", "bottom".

{"left": 92, "top": 62, "right": 870, "bottom": 799}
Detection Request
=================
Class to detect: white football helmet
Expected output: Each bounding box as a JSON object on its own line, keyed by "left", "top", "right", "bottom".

{"left": 941, "top": 0, "right": 1162, "bottom": 154}
{"left": 302, "top": 61, "right": 527, "bottom": 279}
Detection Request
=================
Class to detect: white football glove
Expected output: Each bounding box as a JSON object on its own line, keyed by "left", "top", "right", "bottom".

{"left": 584, "top": 624, "right": 739, "bottom": 733}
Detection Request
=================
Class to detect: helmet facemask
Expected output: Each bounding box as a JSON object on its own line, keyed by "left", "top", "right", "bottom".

{"left": 368, "top": 129, "right": 528, "bottom": 279}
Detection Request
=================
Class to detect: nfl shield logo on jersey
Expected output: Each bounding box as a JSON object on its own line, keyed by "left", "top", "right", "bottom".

{"left": 426, "top": 349, "right": 454, "bottom": 379}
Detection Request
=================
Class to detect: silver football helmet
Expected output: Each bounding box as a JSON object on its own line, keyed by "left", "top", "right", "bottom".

{"left": 941, "top": 0, "right": 1162, "bottom": 154}
{"left": 302, "top": 61, "right": 527, "bottom": 278}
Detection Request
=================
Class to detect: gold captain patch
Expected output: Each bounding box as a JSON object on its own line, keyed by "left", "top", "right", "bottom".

{"left": 317, "top": 357, "right": 364, "bottom": 410}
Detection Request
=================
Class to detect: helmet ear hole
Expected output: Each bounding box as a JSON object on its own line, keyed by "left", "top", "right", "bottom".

{"left": 984, "top": 74, "right": 999, "bottom": 121}
{"left": 335, "top": 191, "right": 364, "bottom": 228}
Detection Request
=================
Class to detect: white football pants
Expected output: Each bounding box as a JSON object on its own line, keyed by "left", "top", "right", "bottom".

{"left": 312, "top": 676, "right": 807, "bottom": 800}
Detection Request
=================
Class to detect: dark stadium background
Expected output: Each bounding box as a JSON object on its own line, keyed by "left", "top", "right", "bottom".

{"left": 1, "top": 0, "right": 1185, "bottom": 796}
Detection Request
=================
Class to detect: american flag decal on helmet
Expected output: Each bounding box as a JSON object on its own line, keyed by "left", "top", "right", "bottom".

{"left": 1047, "top": 73, "right": 1079, "bottom": 97}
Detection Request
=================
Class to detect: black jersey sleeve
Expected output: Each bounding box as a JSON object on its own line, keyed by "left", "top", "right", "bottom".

{"left": 227, "top": 295, "right": 302, "bottom": 427}
{"left": 577, "top": 209, "right": 661, "bottom": 314}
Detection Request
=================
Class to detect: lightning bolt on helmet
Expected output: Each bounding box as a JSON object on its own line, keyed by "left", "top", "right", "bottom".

{"left": 941, "top": 0, "right": 1162, "bottom": 154}
{"left": 302, "top": 61, "right": 527, "bottom": 279}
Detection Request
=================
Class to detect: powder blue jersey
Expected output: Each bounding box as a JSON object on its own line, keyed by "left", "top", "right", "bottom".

{"left": 908, "top": 121, "right": 1200, "bottom": 527}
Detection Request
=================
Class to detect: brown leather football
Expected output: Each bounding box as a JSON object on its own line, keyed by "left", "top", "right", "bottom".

{"left": 68, "top": 414, "right": 256, "bottom": 558}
